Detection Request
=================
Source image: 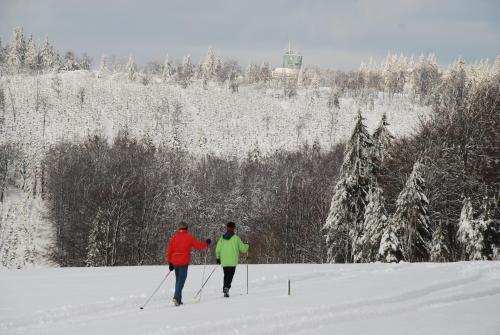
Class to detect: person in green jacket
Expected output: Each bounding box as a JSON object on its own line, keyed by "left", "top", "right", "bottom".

{"left": 215, "top": 221, "right": 249, "bottom": 297}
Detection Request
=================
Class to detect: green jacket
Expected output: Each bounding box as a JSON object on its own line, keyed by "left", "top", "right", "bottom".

{"left": 215, "top": 232, "right": 249, "bottom": 267}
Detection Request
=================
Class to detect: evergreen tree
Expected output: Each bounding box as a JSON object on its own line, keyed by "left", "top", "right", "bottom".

{"left": 126, "top": 55, "right": 136, "bottom": 81}
{"left": 353, "top": 183, "right": 388, "bottom": 262}
{"left": 202, "top": 47, "right": 220, "bottom": 81}
{"left": 245, "top": 63, "right": 260, "bottom": 84}
{"left": 39, "top": 38, "right": 59, "bottom": 71}
{"left": 378, "top": 218, "right": 402, "bottom": 263}
{"left": 98, "top": 55, "right": 109, "bottom": 78}
{"left": 392, "top": 161, "right": 431, "bottom": 262}
{"left": 0, "top": 38, "right": 4, "bottom": 65}
{"left": 86, "top": 210, "right": 105, "bottom": 267}
{"left": 259, "top": 62, "right": 271, "bottom": 83}
{"left": 372, "top": 113, "right": 394, "bottom": 164}
{"left": 7, "top": 27, "right": 26, "bottom": 71}
{"left": 324, "top": 111, "right": 374, "bottom": 262}
{"left": 476, "top": 197, "right": 500, "bottom": 260}
{"left": 457, "top": 197, "right": 475, "bottom": 259}
{"left": 24, "top": 34, "right": 39, "bottom": 72}
{"left": 430, "top": 221, "right": 450, "bottom": 262}
{"left": 162, "top": 54, "right": 173, "bottom": 82}
{"left": 310, "top": 73, "right": 320, "bottom": 98}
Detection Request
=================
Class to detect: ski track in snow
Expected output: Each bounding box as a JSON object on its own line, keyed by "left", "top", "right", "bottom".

{"left": 2, "top": 262, "right": 500, "bottom": 335}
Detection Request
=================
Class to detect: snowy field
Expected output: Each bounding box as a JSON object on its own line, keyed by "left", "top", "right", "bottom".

{"left": 2, "top": 262, "right": 500, "bottom": 335}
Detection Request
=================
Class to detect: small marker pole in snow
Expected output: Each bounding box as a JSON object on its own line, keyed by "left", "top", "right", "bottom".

{"left": 140, "top": 270, "right": 172, "bottom": 310}
{"left": 246, "top": 250, "right": 249, "bottom": 295}
{"left": 288, "top": 279, "right": 291, "bottom": 296}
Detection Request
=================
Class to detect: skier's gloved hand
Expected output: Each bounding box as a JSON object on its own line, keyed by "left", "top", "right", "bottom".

{"left": 169, "top": 263, "right": 175, "bottom": 271}
{"left": 216, "top": 258, "right": 221, "bottom": 264}
{"left": 206, "top": 238, "right": 212, "bottom": 246}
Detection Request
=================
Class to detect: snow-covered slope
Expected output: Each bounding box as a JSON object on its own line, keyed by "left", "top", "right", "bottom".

{"left": 2, "top": 262, "right": 499, "bottom": 334}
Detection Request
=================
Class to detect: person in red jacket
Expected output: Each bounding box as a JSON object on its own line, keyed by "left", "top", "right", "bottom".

{"left": 166, "top": 221, "right": 211, "bottom": 306}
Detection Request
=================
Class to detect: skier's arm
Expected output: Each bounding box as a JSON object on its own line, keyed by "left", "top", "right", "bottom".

{"left": 190, "top": 234, "right": 208, "bottom": 250}
{"left": 238, "top": 236, "right": 249, "bottom": 254}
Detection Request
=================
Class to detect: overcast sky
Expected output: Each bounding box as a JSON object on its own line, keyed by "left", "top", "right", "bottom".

{"left": 0, "top": 0, "right": 499, "bottom": 69}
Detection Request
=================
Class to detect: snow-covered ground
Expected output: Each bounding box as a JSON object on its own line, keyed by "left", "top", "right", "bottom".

{"left": 2, "top": 262, "right": 499, "bottom": 334}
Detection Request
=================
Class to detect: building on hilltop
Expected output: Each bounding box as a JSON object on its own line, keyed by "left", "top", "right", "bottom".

{"left": 272, "top": 42, "right": 302, "bottom": 79}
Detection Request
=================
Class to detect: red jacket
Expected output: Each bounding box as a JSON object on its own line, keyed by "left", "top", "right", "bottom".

{"left": 167, "top": 229, "right": 208, "bottom": 266}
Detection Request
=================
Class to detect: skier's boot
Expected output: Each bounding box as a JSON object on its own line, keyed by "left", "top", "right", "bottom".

{"left": 223, "top": 287, "right": 230, "bottom": 298}
{"left": 173, "top": 297, "right": 181, "bottom": 306}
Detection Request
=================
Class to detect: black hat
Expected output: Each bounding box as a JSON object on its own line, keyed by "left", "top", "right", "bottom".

{"left": 178, "top": 221, "right": 188, "bottom": 230}
{"left": 227, "top": 222, "right": 236, "bottom": 228}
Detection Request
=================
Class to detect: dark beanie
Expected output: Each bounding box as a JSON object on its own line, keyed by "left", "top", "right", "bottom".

{"left": 227, "top": 222, "right": 236, "bottom": 229}
{"left": 178, "top": 221, "right": 188, "bottom": 230}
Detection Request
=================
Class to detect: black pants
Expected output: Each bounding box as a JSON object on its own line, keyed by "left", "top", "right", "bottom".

{"left": 223, "top": 266, "right": 236, "bottom": 289}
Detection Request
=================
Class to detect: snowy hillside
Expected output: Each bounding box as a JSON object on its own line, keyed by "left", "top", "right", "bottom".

{"left": 2, "top": 262, "right": 500, "bottom": 334}
{"left": 1, "top": 71, "right": 428, "bottom": 160}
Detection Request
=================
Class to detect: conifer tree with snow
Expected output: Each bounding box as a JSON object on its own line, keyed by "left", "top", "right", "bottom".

{"left": 7, "top": 27, "right": 26, "bottom": 72}
{"left": 162, "top": 54, "right": 173, "bottom": 82}
{"left": 86, "top": 210, "right": 105, "bottom": 267}
{"left": 39, "top": 38, "right": 59, "bottom": 71}
{"left": 0, "top": 38, "right": 4, "bottom": 66}
{"left": 97, "top": 55, "right": 109, "bottom": 78}
{"left": 430, "top": 221, "right": 450, "bottom": 262}
{"left": 378, "top": 218, "right": 402, "bottom": 263}
{"left": 354, "top": 183, "right": 389, "bottom": 262}
{"left": 474, "top": 197, "right": 500, "bottom": 260}
{"left": 457, "top": 197, "right": 475, "bottom": 259}
{"left": 24, "top": 34, "right": 39, "bottom": 72}
{"left": 372, "top": 113, "right": 394, "bottom": 164}
{"left": 391, "top": 161, "right": 431, "bottom": 262}
{"left": 126, "top": 55, "right": 136, "bottom": 81}
{"left": 324, "top": 110, "right": 374, "bottom": 262}
{"left": 202, "top": 47, "right": 220, "bottom": 81}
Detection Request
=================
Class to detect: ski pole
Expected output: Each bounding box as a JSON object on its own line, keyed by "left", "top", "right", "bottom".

{"left": 140, "top": 270, "right": 172, "bottom": 310}
{"left": 194, "top": 265, "right": 218, "bottom": 300}
{"left": 199, "top": 248, "right": 209, "bottom": 300}
{"left": 246, "top": 250, "right": 249, "bottom": 295}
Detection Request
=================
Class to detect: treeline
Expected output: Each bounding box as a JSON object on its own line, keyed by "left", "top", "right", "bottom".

{"left": 0, "top": 27, "right": 91, "bottom": 74}
{"left": 43, "top": 135, "right": 343, "bottom": 266}
{"left": 324, "top": 61, "right": 500, "bottom": 263}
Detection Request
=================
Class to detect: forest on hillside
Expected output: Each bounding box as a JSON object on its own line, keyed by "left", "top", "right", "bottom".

{"left": 0, "top": 27, "right": 499, "bottom": 267}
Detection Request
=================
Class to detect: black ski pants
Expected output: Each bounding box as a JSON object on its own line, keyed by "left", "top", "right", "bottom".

{"left": 223, "top": 266, "right": 236, "bottom": 289}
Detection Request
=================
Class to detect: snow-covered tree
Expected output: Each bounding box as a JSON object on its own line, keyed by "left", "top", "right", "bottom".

{"left": 86, "top": 210, "right": 105, "bottom": 267}
{"left": 354, "top": 183, "right": 389, "bottom": 262}
{"left": 126, "top": 55, "right": 136, "bottom": 81}
{"left": 474, "top": 197, "right": 500, "bottom": 260}
{"left": 98, "top": 55, "right": 109, "bottom": 78}
{"left": 372, "top": 113, "right": 394, "bottom": 164}
{"left": 162, "top": 54, "right": 173, "bottom": 82}
{"left": 202, "top": 47, "right": 220, "bottom": 81}
{"left": 39, "top": 38, "right": 59, "bottom": 71}
{"left": 259, "top": 62, "right": 271, "bottom": 83}
{"left": 0, "top": 38, "right": 4, "bottom": 65}
{"left": 392, "top": 161, "right": 431, "bottom": 262}
{"left": 7, "top": 27, "right": 26, "bottom": 71}
{"left": 245, "top": 63, "right": 260, "bottom": 84}
{"left": 324, "top": 111, "right": 374, "bottom": 262}
{"left": 457, "top": 197, "right": 475, "bottom": 258}
{"left": 309, "top": 72, "right": 320, "bottom": 98}
{"left": 430, "top": 221, "right": 450, "bottom": 262}
{"left": 24, "top": 34, "right": 39, "bottom": 71}
{"left": 378, "top": 219, "right": 402, "bottom": 263}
